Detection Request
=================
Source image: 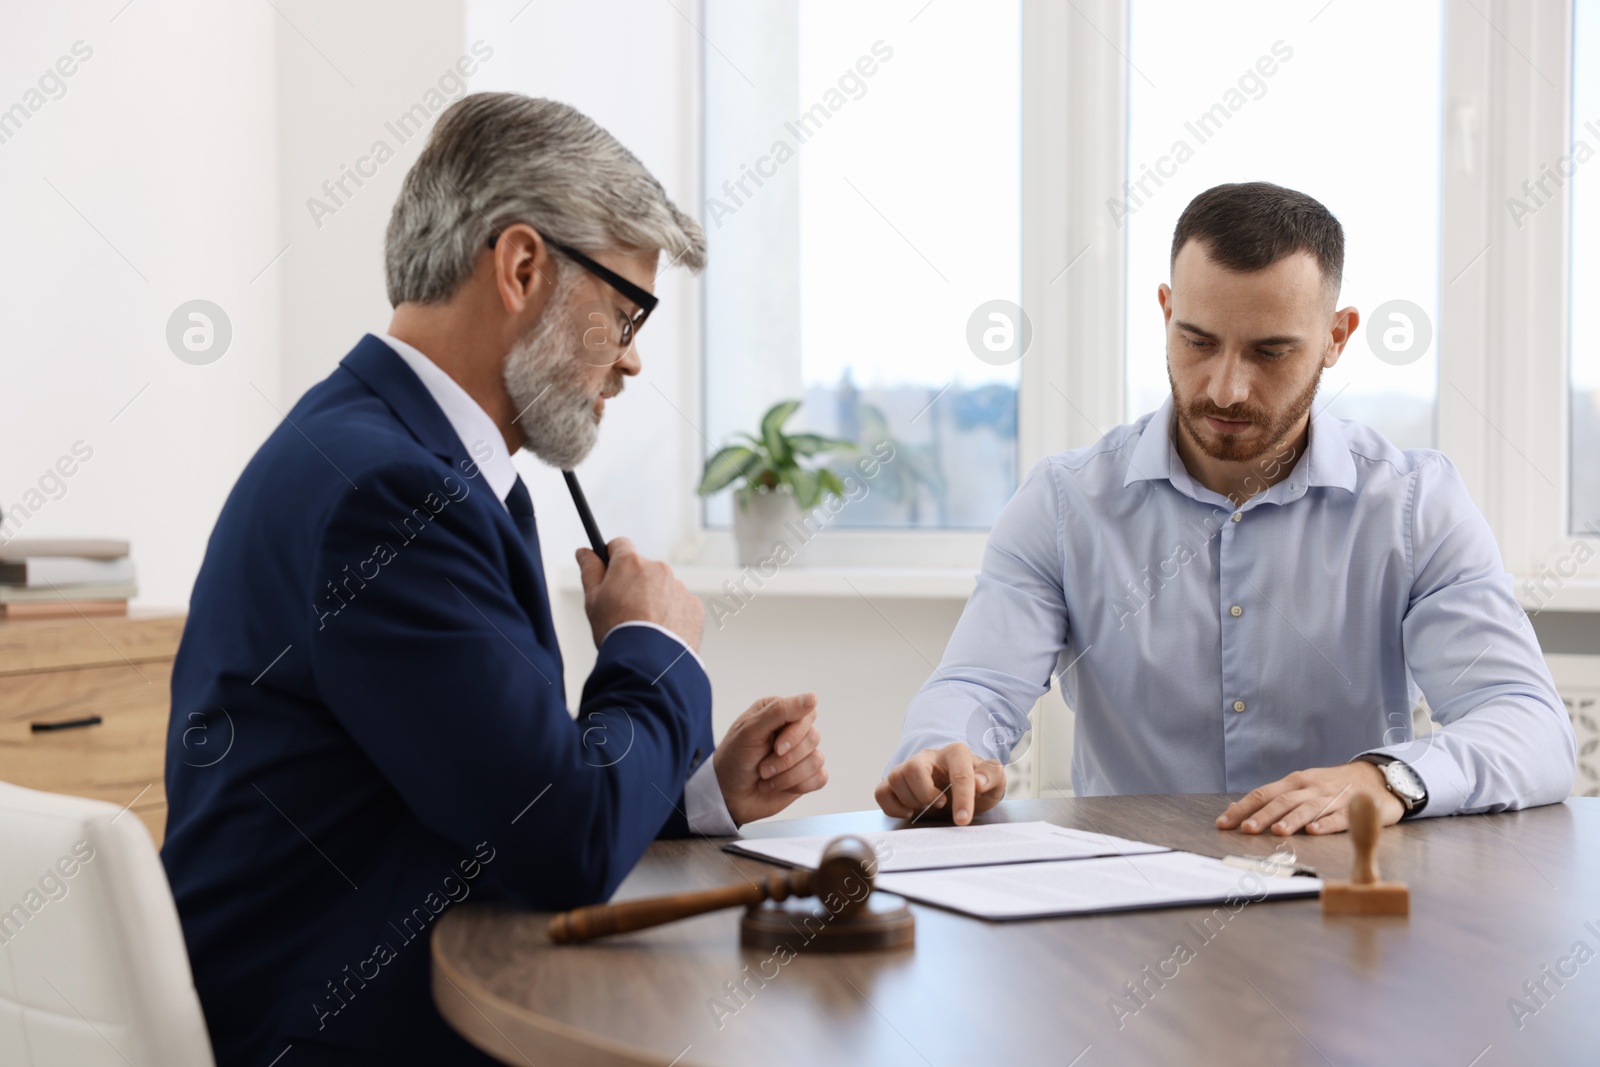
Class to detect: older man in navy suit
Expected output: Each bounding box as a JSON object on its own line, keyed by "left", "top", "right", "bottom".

{"left": 161, "top": 93, "right": 827, "bottom": 1066}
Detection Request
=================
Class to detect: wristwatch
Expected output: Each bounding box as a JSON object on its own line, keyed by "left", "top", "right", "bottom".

{"left": 1353, "top": 753, "right": 1427, "bottom": 818}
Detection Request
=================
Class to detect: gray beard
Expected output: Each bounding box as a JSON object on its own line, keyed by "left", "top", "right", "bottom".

{"left": 503, "top": 276, "right": 613, "bottom": 470}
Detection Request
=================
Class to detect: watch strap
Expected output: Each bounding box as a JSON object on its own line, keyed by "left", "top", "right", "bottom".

{"left": 1352, "top": 753, "right": 1427, "bottom": 818}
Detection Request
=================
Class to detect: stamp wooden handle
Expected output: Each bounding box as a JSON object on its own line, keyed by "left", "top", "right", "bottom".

{"left": 1349, "top": 792, "right": 1380, "bottom": 885}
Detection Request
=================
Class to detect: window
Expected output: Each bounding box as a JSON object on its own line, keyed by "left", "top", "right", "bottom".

{"left": 690, "top": 1, "right": 1597, "bottom": 595}
{"left": 1572, "top": 0, "right": 1600, "bottom": 536}
{"left": 1123, "top": 0, "right": 1444, "bottom": 449}
{"left": 702, "top": 0, "right": 1022, "bottom": 530}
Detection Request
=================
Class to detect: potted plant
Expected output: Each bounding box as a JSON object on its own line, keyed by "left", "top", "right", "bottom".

{"left": 697, "top": 400, "right": 853, "bottom": 566}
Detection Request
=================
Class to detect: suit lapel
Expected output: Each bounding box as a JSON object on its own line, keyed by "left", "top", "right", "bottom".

{"left": 338, "top": 335, "right": 563, "bottom": 685}
{"left": 340, "top": 334, "right": 469, "bottom": 468}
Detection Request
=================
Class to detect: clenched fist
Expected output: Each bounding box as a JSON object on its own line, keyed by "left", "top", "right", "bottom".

{"left": 715, "top": 693, "right": 827, "bottom": 826}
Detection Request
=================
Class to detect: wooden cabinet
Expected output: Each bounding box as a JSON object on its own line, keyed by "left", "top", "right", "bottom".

{"left": 0, "top": 610, "right": 185, "bottom": 844}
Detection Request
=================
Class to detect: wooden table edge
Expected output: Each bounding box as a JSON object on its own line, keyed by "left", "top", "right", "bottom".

{"left": 431, "top": 910, "right": 692, "bottom": 1067}
{"left": 429, "top": 797, "right": 1600, "bottom": 1065}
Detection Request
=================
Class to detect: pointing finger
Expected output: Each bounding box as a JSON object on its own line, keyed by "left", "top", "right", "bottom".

{"left": 943, "top": 744, "right": 977, "bottom": 826}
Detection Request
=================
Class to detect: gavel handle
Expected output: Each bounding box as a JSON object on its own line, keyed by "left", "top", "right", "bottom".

{"left": 548, "top": 871, "right": 810, "bottom": 943}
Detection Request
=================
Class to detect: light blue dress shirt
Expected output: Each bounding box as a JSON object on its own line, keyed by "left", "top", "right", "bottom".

{"left": 889, "top": 397, "right": 1577, "bottom": 817}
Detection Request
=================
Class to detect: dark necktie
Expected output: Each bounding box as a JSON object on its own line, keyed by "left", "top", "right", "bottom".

{"left": 501, "top": 474, "right": 562, "bottom": 689}
{"left": 504, "top": 475, "right": 541, "bottom": 560}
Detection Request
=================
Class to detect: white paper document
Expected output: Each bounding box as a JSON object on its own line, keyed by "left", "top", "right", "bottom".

{"left": 725, "top": 821, "right": 1168, "bottom": 873}
{"left": 876, "top": 851, "right": 1322, "bottom": 920}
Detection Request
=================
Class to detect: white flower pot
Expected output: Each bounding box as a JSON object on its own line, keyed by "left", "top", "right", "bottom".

{"left": 733, "top": 486, "right": 806, "bottom": 568}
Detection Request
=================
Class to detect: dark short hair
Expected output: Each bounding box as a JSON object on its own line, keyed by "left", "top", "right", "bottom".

{"left": 1170, "top": 182, "right": 1343, "bottom": 294}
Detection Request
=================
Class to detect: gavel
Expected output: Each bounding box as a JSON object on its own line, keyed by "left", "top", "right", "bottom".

{"left": 548, "top": 835, "right": 913, "bottom": 952}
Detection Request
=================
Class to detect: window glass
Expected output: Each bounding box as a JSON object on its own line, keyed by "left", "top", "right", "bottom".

{"left": 703, "top": 0, "right": 1021, "bottom": 528}
{"left": 1571, "top": 0, "right": 1600, "bottom": 535}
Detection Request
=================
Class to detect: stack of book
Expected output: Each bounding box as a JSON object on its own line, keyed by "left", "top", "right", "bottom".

{"left": 0, "top": 538, "right": 137, "bottom": 619}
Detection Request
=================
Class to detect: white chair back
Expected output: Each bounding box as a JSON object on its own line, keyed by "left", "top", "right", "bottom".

{"left": 0, "top": 781, "right": 214, "bottom": 1066}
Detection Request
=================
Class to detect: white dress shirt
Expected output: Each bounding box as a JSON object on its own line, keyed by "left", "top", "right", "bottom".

{"left": 379, "top": 334, "right": 738, "bottom": 835}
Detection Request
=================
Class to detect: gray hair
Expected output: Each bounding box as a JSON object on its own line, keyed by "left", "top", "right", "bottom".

{"left": 385, "top": 93, "right": 706, "bottom": 306}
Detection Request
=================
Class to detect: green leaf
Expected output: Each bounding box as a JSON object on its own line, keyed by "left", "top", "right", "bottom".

{"left": 783, "top": 467, "right": 821, "bottom": 510}
{"left": 768, "top": 435, "right": 793, "bottom": 470}
{"left": 817, "top": 469, "right": 846, "bottom": 501}
{"left": 752, "top": 464, "right": 779, "bottom": 490}
{"left": 697, "top": 445, "right": 762, "bottom": 495}
{"left": 760, "top": 399, "right": 802, "bottom": 438}
{"left": 761, "top": 400, "right": 802, "bottom": 469}
{"left": 787, "top": 433, "right": 856, "bottom": 458}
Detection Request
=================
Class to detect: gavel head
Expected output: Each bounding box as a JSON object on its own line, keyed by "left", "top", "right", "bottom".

{"left": 812, "top": 835, "right": 878, "bottom": 920}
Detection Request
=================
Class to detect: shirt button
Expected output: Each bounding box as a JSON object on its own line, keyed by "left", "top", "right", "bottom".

{"left": 1230, "top": 605, "right": 1243, "bottom": 617}
{"left": 1232, "top": 700, "right": 1246, "bottom": 713}
{"left": 1231, "top": 512, "right": 1242, "bottom": 522}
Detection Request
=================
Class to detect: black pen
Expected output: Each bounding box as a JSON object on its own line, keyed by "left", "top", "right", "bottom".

{"left": 562, "top": 470, "right": 610, "bottom": 565}
{"left": 31, "top": 715, "right": 103, "bottom": 732}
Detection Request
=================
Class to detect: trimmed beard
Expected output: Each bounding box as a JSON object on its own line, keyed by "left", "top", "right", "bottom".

{"left": 503, "top": 270, "right": 623, "bottom": 470}
{"left": 1168, "top": 361, "right": 1323, "bottom": 464}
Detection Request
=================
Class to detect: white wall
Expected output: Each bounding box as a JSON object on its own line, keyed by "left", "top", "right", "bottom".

{"left": 1, "top": 1, "right": 280, "bottom": 608}
{"left": 276, "top": 0, "right": 469, "bottom": 402}
{"left": 1, "top": 0, "right": 960, "bottom": 824}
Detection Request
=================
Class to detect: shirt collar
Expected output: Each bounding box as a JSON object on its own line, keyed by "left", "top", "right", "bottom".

{"left": 1123, "top": 396, "right": 1182, "bottom": 489}
{"left": 1123, "top": 393, "right": 1358, "bottom": 498}
{"left": 1290, "top": 396, "right": 1359, "bottom": 493}
{"left": 378, "top": 334, "right": 519, "bottom": 510}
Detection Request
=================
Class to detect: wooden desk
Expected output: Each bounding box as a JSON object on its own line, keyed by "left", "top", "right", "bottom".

{"left": 0, "top": 610, "right": 184, "bottom": 843}
{"left": 433, "top": 795, "right": 1600, "bottom": 1066}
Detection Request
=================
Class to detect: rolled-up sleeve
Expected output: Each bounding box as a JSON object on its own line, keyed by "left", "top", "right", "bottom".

{"left": 1363, "top": 454, "right": 1576, "bottom": 815}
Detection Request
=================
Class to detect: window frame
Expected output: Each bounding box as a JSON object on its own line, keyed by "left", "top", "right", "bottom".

{"left": 684, "top": 0, "right": 1600, "bottom": 605}
{"left": 1438, "top": 0, "right": 1600, "bottom": 605}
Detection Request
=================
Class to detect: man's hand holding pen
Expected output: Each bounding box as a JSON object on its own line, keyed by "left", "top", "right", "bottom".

{"left": 576, "top": 536, "right": 703, "bottom": 651}
{"left": 575, "top": 535, "right": 825, "bottom": 826}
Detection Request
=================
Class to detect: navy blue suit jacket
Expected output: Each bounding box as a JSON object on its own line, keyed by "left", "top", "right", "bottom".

{"left": 162, "top": 335, "right": 715, "bottom": 1065}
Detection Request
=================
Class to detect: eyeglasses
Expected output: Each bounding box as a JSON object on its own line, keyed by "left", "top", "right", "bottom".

{"left": 487, "top": 230, "right": 658, "bottom": 349}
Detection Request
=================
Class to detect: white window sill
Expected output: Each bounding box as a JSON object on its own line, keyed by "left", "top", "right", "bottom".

{"left": 672, "top": 564, "right": 976, "bottom": 600}
{"left": 553, "top": 568, "right": 1600, "bottom": 610}
{"left": 1515, "top": 578, "right": 1600, "bottom": 613}
{"left": 550, "top": 564, "right": 977, "bottom": 600}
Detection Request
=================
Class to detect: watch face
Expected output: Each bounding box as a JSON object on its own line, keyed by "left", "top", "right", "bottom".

{"left": 1384, "top": 760, "right": 1426, "bottom": 801}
